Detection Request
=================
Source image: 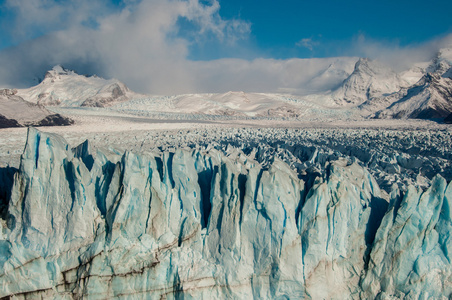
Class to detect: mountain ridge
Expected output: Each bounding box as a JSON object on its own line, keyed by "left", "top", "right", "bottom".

{"left": 16, "top": 65, "right": 137, "bottom": 108}
{"left": 331, "top": 57, "right": 410, "bottom": 106}
{"left": 372, "top": 48, "right": 452, "bottom": 120}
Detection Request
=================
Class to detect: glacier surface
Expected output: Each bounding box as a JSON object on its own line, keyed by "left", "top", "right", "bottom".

{"left": 0, "top": 128, "right": 451, "bottom": 299}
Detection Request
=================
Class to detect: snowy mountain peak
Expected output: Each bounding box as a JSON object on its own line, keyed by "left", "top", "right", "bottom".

{"left": 352, "top": 57, "right": 400, "bottom": 78}
{"left": 353, "top": 57, "right": 376, "bottom": 75}
{"left": 426, "top": 47, "right": 452, "bottom": 74}
{"left": 17, "top": 66, "right": 137, "bottom": 107}
{"left": 43, "top": 65, "right": 76, "bottom": 81}
{"left": 331, "top": 58, "right": 407, "bottom": 106}
{"left": 323, "top": 61, "right": 352, "bottom": 78}
{"left": 437, "top": 47, "right": 452, "bottom": 62}
{"left": 373, "top": 64, "right": 452, "bottom": 119}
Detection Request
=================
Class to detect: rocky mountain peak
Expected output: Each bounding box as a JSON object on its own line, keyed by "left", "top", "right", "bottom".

{"left": 427, "top": 47, "right": 452, "bottom": 74}
{"left": 332, "top": 58, "right": 406, "bottom": 106}
{"left": 353, "top": 57, "right": 375, "bottom": 75}
{"left": 43, "top": 65, "right": 76, "bottom": 81}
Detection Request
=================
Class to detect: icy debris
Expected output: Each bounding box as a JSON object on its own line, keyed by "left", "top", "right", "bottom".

{"left": 0, "top": 128, "right": 450, "bottom": 298}
{"left": 119, "top": 127, "right": 450, "bottom": 194}
{"left": 3, "top": 126, "right": 450, "bottom": 192}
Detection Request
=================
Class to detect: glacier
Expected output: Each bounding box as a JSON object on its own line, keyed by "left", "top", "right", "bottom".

{"left": 0, "top": 128, "right": 451, "bottom": 299}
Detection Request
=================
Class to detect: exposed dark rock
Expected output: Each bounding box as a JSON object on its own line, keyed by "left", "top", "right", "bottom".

{"left": 444, "top": 113, "right": 452, "bottom": 124}
{"left": 0, "top": 114, "right": 22, "bottom": 128}
{"left": 31, "top": 114, "right": 74, "bottom": 127}
{"left": 0, "top": 89, "right": 18, "bottom": 96}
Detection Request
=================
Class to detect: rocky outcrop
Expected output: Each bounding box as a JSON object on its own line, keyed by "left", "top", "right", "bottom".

{"left": 0, "top": 114, "right": 22, "bottom": 128}
{"left": 0, "top": 90, "right": 73, "bottom": 128}
{"left": 81, "top": 82, "right": 130, "bottom": 107}
{"left": 0, "top": 89, "right": 18, "bottom": 96}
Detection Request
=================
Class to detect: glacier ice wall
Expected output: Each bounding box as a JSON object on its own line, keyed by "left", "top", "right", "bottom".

{"left": 0, "top": 128, "right": 451, "bottom": 299}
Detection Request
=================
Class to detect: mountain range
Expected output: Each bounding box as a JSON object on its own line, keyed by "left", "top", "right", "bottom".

{"left": 373, "top": 49, "right": 452, "bottom": 120}
{"left": 1, "top": 48, "right": 452, "bottom": 126}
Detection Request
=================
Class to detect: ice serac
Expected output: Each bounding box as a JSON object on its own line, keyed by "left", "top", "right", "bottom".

{"left": 361, "top": 177, "right": 452, "bottom": 299}
{"left": 0, "top": 128, "right": 307, "bottom": 298}
{"left": 300, "top": 159, "right": 387, "bottom": 299}
{"left": 0, "top": 128, "right": 451, "bottom": 298}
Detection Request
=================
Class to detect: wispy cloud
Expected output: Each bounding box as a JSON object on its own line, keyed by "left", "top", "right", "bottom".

{"left": 296, "top": 38, "right": 319, "bottom": 51}
{"left": 347, "top": 33, "right": 452, "bottom": 71}
{"left": 2, "top": 0, "right": 113, "bottom": 43}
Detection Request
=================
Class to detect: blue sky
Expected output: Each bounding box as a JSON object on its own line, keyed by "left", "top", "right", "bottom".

{"left": 0, "top": 0, "right": 451, "bottom": 93}
{"left": 223, "top": 0, "right": 452, "bottom": 59}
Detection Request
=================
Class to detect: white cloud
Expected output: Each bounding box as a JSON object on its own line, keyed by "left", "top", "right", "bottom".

{"left": 0, "top": 0, "right": 253, "bottom": 93}
{"left": 349, "top": 33, "right": 452, "bottom": 71}
{"left": 296, "top": 38, "right": 319, "bottom": 51}
{"left": 186, "top": 57, "right": 358, "bottom": 95}
{"left": 0, "top": 0, "right": 451, "bottom": 95}
{"left": 2, "top": 0, "right": 112, "bottom": 42}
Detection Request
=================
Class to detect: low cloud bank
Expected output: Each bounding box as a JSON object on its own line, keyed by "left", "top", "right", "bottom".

{"left": 0, "top": 0, "right": 450, "bottom": 95}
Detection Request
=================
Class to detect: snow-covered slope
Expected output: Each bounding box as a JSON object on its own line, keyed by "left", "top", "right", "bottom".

{"left": 331, "top": 58, "right": 409, "bottom": 106}
{"left": 303, "top": 58, "right": 357, "bottom": 93}
{"left": 112, "top": 91, "right": 358, "bottom": 120}
{"left": 16, "top": 65, "right": 136, "bottom": 107}
{"left": 373, "top": 48, "right": 452, "bottom": 120}
{"left": 299, "top": 57, "right": 417, "bottom": 110}
{"left": 0, "top": 89, "right": 73, "bottom": 127}
{"left": 374, "top": 71, "right": 452, "bottom": 119}
{"left": 0, "top": 128, "right": 450, "bottom": 298}
{"left": 117, "top": 91, "right": 298, "bottom": 117}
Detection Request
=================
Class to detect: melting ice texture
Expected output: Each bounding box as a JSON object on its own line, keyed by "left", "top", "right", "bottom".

{"left": 0, "top": 128, "right": 451, "bottom": 299}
